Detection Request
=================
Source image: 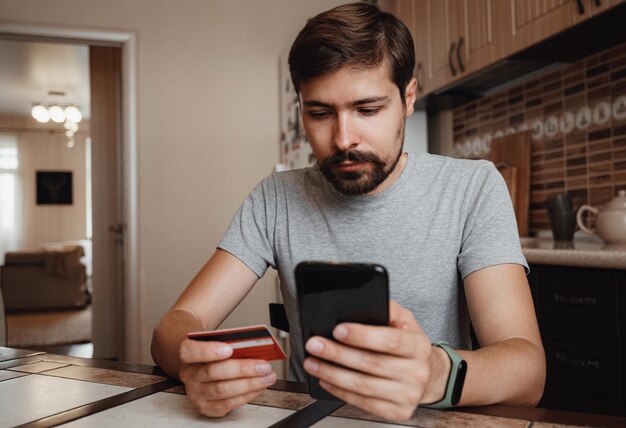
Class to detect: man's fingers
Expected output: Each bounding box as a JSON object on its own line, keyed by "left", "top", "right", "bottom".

{"left": 191, "top": 371, "right": 277, "bottom": 401}
{"left": 303, "top": 356, "right": 424, "bottom": 406}
{"left": 179, "top": 338, "right": 233, "bottom": 363}
{"left": 320, "top": 300, "right": 426, "bottom": 359}
{"left": 180, "top": 358, "right": 273, "bottom": 384}
{"left": 305, "top": 336, "right": 423, "bottom": 381}
{"left": 327, "top": 322, "right": 428, "bottom": 359}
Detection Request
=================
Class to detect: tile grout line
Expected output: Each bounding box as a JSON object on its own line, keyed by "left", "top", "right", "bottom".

{"left": 0, "top": 356, "right": 45, "bottom": 370}
{"left": 36, "top": 370, "right": 166, "bottom": 389}
{"left": 39, "top": 354, "right": 168, "bottom": 376}
{"left": 6, "top": 362, "right": 71, "bottom": 374}
{"left": 14, "top": 378, "right": 180, "bottom": 428}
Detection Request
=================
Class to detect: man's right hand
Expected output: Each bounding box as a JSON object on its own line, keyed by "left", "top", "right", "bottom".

{"left": 178, "top": 338, "right": 277, "bottom": 417}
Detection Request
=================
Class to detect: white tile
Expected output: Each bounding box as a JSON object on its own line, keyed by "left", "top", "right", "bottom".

{"left": 0, "top": 370, "right": 27, "bottom": 382}
{"left": 62, "top": 392, "right": 295, "bottom": 427}
{"left": 8, "top": 361, "right": 69, "bottom": 373}
{"left": 0, "top": 374, "right": 130, "bottom": 427}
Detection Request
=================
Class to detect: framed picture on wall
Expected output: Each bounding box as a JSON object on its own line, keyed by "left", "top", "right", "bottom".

{"left": 36, "top": 171, "right": 73, "bottom": 205}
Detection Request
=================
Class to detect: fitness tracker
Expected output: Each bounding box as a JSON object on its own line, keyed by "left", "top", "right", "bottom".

{"left": 421, "top": 341, "right": 467, "bottom": 409}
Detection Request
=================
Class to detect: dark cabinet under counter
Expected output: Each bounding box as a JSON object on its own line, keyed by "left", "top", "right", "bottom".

{"left": 528, "top": 264, "right": 626, "bottom": 416}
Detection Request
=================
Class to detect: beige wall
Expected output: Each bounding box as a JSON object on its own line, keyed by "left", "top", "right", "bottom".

{"left": 0, "top": 0, "right": 347, "bottom": 363}
{"left": 0, "top": 115, "right": 87, "bottom": 248}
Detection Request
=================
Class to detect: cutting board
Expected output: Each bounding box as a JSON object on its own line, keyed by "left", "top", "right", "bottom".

{"left": 489, "top": 132, "right": 531, "bottom": 237}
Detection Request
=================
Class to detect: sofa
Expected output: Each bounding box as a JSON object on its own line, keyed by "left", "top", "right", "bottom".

{"left": 0, "top": 245, "right": 90, "bottom": 311}
{"left": 0, "top": 287, "right": 5, "bottom": 346}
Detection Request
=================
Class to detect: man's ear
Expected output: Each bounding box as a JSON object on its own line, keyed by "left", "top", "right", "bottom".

{"left": 404, "top": 77, "right": 417, "bottom": 116}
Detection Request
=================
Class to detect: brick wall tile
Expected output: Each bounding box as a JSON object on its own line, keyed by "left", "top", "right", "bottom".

{"left": 452, "top": 41, "right": 626, "bottom": 233}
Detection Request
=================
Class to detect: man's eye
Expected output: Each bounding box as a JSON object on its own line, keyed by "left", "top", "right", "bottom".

{"left": 359, "top": 108, "right": 380, "bottom": 116}
{"left": 308, "top": 111, "right": 330, "bottom": 119}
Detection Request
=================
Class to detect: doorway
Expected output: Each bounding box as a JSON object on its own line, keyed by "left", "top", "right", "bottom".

{"left": 0, "top": 25, "right": 139, "bottom": 361}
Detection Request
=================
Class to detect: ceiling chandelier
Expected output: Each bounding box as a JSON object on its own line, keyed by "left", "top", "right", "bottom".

{"left": 31, "top": 104, "right": 82, "bottom": 148}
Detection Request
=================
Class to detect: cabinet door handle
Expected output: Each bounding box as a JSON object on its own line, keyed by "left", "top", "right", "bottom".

{"left": 576, "top": 0, "right": 586, "bottom": 14}
{"left": 449, "top": 41, "right": 457, "bottom": 76}
{"left": 456, "top": 37, "right": 465, "bottom": 73}
{"left": 416, "top": 62, "right": 424, "bottom": 92}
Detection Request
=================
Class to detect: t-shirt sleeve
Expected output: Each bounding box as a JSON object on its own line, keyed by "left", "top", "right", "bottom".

{"left": 457, "top": 161, "right": 529, "bottom": 279}
{"left": 217, "top": 175, "right": 278, "bottom": 278}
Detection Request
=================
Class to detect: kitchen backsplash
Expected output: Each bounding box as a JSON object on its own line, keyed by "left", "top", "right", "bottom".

{"left": 452, "top": 41, "right": 626, "bottom": 234}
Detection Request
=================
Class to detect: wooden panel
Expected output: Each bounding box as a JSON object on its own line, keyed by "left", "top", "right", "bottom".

{"left": 396, "top": 0, "right": 417, "bottom": 90}
{"left": 489, "top": 133, "right": 531, "bottom": 236}
{"left": 426, "top": 0, "right": 453, "bottom": 89}
{"left": 397, "top": 0, "right": 415, "bottom": 31}
{"left": 448, "top": 0, "right": 465, "bottom": 41}
{"left": 377, "top": 0, "right": 399, "bottom": 16}
{"left": 382, "top": 1, "right": 430, "bottom": 94}
{"left": 464, "top": 0, "right": 495, "bottom": 73}
{"left": 89, "top": 46, "right": 123, "bottom": 360}
{"left": 413, "top": 0, "right": 429, "bottom": 94}
{"left": 499, "top": 0, "right": 577, "bottom": 58}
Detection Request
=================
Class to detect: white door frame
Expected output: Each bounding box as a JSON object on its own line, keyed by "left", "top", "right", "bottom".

{"left": 0, "top": 22, "right": 141, "bottom": 362}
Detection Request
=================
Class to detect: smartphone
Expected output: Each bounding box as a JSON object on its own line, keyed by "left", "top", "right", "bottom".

{"left": 295, "top": 261, "right": 389, "bottom": 400}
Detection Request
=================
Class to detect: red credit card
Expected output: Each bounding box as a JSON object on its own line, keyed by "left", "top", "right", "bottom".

{"left": 187, "top": 324, "right": 286, "bottom": 361}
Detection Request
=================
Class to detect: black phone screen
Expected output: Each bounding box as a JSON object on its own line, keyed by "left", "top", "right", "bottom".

{"left": 295, "top": 261, "right": 389, "bottom": 400}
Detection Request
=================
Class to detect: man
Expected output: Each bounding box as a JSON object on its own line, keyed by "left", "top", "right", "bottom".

{"left": 151, "top": 2, "right": 545, "bottom": 421}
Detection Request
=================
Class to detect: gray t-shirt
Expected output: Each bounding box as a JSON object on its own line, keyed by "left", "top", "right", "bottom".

{"left": 218, "top": 152, "right": 528, "bottom": 381}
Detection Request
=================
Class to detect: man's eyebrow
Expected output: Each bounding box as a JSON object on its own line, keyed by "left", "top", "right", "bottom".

{"left": 348, "top": 96, "right": 390, "bottom": 107}
{"left": 302, "top": 96, "right": 391, "bottom": 108}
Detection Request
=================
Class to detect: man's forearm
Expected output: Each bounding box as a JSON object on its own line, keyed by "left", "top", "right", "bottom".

{"left": 457, "top": 337, "right": 546, "bottom": 407}
{"left": 151, "top": 308, "right": 205, "bottom": 379}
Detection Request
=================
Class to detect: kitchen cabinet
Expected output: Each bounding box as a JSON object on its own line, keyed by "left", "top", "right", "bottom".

{"left": 528, "top": 264, "right": 626, "bottom": 416}
{"left": 498, "top": 0, "right": 623, "bottom": 57}
{"left": 497, "top": 0, "right": 579, "bottom": 58}
{"left": 381, "top": 0, "right": 624, "bottom": 100}
{"left": 378, "top": 0, "right": 430, "bottom": 94}
{"left": 572, "top": 0, "right": 625, "bottom": 24}
{"left": 430, "top": 0, "right": 499, "bottom": 91}
{"left": 460, "top": 0, "right": 497, "bottom": 75}
{"left": 382, "top": 0, "right": 499, "bottom": 95}
{"left": 394, "top": 0, "right": 426, "bottom": 95}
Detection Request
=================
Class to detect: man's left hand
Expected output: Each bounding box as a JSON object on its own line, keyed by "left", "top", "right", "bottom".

{"left": 302, "top": 300, "right": 450, "bottom": 421}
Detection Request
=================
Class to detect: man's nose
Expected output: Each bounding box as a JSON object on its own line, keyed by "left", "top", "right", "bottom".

{"left": 333, "top": 114, "right": 357, "bottom": 151}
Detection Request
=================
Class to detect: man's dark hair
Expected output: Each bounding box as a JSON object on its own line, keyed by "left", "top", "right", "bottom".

{"left": 288, "top": 2, "right": 415, "bottom": 103}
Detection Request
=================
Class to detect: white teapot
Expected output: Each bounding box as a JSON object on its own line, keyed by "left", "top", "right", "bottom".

{"left": 577, "top": 190, "right": 626, "bottom": 244}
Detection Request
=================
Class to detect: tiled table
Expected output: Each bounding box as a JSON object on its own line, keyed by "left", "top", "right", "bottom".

{"left": 1, "top": 347, "right": 625, "bottom": 427}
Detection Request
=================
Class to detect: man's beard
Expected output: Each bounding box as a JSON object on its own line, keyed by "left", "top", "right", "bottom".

{"left": 318, "top": 124, "right": 405, "bottom": 196}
